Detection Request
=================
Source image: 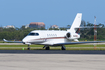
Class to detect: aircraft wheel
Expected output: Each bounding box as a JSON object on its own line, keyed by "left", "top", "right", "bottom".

{"left": 61, "top": 45, "right": 66, "bottom": 50}
{"left": 27, "top": 44, "right": 31, "bottom": 50}
{"left": 45, "top": 46, "right": 50, "bottom": 50}
{"left": 27, "top": 47, "right": 31, "bottom": 50}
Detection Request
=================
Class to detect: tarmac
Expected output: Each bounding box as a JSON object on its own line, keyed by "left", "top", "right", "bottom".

{"left": 0, "top": 43, "right": 105, "bottom": 70}
{"left": 0, "top": 53, "right": 105, "bottom": 70}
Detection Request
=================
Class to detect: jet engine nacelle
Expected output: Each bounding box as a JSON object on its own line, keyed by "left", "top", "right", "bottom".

{"left": 66, "top": 32, "right": 80, "bottom": 40}
{"left": 66, "top": 32, "right": 71, "bottom": 39}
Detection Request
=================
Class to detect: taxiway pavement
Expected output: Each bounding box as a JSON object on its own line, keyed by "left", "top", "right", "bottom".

{"left": 0, "top": 54, "right": 105, "bottom": 70}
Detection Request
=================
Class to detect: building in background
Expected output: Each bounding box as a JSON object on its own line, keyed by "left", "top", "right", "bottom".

{"left": 50, "top": 25, "right": 59, "bottom": 29}
{"left": 25, "top": 24, "right": 29, "bottom": 28}
{"left": 29, "top": 22, "right": 45, "bottom": 29}
{"left": 3, "top": 25, "right": 15, "bottom": 29}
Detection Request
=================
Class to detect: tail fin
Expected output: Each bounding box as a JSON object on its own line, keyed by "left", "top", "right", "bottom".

{"left": 68, "top": 13, "right": 82, "bottom": 33}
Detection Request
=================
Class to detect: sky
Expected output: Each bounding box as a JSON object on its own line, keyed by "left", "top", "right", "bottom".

{"left": 0, "top": 0, "right": 105, "bottom": 28}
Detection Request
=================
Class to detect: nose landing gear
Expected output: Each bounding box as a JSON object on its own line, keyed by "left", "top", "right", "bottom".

{"left": 23, "top": 42, "right": 31, "bottom": 50}
{"left": 27, "top": 44, "right": 31, "bottom": 50}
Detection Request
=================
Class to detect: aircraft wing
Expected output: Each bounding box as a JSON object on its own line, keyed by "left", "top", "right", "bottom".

{"left": 53, "top": 41, "right": 105, "bottom": 46}
{"left": 3, "top": 39, "right": 22, "bottom": 43}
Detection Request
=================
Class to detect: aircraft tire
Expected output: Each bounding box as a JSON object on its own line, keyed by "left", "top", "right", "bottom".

{"left": 61, "top": 45, "right": 66, "bottom": 50}
{"left": 45, "top": 46, "right": 50, "bottom": 50}
{"left": 27, "top": 47, "right": 30, "bottom": 50}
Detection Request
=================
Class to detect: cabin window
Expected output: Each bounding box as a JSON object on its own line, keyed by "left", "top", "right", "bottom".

{"left": 35, "top": 33, "right": 39, "bottom": 35}
{"left": 28, "top": 33, "right": 39, "bottom": 36}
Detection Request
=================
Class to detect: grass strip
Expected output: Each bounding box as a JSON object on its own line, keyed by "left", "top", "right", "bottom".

{"left": 0, "top": 47, "right": 105, "bottom": 50}
{"left": 0, "top": 44, "right": 105, "bottom": 50}
{"left": 0, "top": 44, "right": 105, "bottom": 47}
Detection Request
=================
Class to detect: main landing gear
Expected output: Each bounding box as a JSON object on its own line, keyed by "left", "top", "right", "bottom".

{"left": 43, "top": 46, "right": 50, "bottom": 50}
{"left": 43, "top": 45, "right": 66, "bottom": 50}
{"left": 61, "top": 45, "right": 66, "bottom": 50}
{"left": 26, "top": 45, "right": 66, "bottom": 50}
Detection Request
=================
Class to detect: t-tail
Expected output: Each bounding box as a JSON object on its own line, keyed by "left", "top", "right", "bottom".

{"left": 67, "top": 13, "right": 82, "bottom": 33}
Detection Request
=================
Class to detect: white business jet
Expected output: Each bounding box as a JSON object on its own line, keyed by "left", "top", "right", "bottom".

{"left": 3, "top": 13, "right": 105, "bottom": 50}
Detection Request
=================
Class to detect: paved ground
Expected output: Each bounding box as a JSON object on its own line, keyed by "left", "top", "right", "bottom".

{"left": 0, "top": 54, "right": 105, "bottom": 70}
{"left": 0, "top": 43, "right": 105, "bottom": 70}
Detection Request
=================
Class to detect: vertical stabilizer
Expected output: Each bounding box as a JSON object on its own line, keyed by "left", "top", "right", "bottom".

{"left": 68, "top": 13, "right": 82, "bottom": 33}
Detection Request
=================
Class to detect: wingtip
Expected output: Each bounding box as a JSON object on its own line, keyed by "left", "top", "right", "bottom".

{"left": 3, "top": 39, "right": 7, "bottom": 42}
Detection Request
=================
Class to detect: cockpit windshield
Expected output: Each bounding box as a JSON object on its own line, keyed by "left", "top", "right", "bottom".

{"left": 28, "top": 33, "right": 39, "bottom": 36}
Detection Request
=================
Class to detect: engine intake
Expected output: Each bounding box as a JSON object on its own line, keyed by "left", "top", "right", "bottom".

{"left": 66, "top": 32, "right": 71, "bottom": 39}
{"left": 66, "top": 32, "right": 80, "bottom": 40}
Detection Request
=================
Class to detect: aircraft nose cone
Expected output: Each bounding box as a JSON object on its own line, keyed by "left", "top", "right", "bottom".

{"left": 22, "top": 38, "right": 27, "bottom": 44}
{"left": 22, "top": 39, "right": 25, "bottom": 44}
{"left": 22, "top": 38, "right": 31, "bottom": 45}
